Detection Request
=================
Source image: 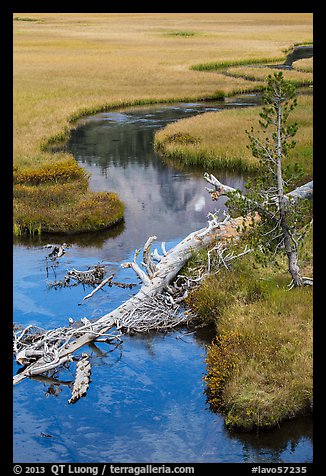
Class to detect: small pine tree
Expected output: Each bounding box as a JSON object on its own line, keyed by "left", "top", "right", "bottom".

{"left": 227, "top": 72, "right": 310, "bottom": 287}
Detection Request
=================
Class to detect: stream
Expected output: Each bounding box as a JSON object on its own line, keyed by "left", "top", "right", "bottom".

{"left": 13, "top": 94, "right": 313, "bottom": 463}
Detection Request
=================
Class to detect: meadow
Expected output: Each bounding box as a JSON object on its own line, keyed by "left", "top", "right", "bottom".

{"left": 14, "top": 14, "right": 313, "bottom": 430}
{"left": 13, "top": 13, "right": 313, "bottom": 233}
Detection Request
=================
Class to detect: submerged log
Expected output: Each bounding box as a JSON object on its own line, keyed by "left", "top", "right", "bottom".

{"left": 68, "top": 353, "right": 91, "bottom": 404}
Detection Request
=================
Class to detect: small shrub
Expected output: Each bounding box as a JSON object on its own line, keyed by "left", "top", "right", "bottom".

{"left": 204, "top": 332, "right": 241, "bottom": 411}
{"left": 186, "top": 276, "right": 230, "bottom": 323}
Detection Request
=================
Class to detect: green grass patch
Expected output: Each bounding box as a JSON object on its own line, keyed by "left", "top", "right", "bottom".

{"left": 191, "top": 56, "right": 285, "bottom": 72}
{"left": 13, "top": 188, "right": 124, "bottom": 235}
{"left": 185, "top": 228, "right": 313, "bottom": 431}
{"left": 13, "top": 157, "right": 86, "bottom": 185}
{"left": 293, "top": 42, "right": 313, "bottom": 48}
{"left": 165, "top": 30, "right": 199, "bottom": 37}
{"left": 13, "top": 16, "right": 42, "bottom": 22}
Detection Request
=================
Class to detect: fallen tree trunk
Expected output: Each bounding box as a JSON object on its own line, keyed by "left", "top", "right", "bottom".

{"left": 13, "top": 212, "right": 243, "bottom": 385}
{"left": 204, "top": 173, "right": 313, "bottom": 203}
{"left": 13, "top": 177, "right": 313, "bottom": 386}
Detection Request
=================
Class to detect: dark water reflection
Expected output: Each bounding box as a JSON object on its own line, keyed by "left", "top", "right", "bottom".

{"left": 285, "top": 45, "right": 313, "bottom": 66}
{"left": 230, "top": 416, "right": 313, "bottom": 464}
{"left": 13, "top": 95, "right": 312, "bottom": 463}
{"left": 65, "top": 90, "right": 309, "bottom": 256}
{"left": 267, "top": 44, "right": 313, "bottom": 70}
{"left": 67, "top": 98, "right": 260, "bottom": 260}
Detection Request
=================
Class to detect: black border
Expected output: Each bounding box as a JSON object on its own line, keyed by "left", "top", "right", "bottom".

{"left": 4, "top": 4, "right": 321, "bottom": 474}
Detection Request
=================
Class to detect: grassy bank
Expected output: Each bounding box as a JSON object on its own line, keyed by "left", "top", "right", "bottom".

{"left": 13, "top": 184, "right": 124, "bottom": 235}
{"left": 184, "top": 226, "right": 313, "bottom": 431}
{"left": 293, "top": 57, "right": 313, "bottom": 73}
{"left": 13, "top": 13, "right": 312, "bottom": 234}
{"left": 154, "top": 93, "right": 313, "bottom": 181}
{"left": 224, "top": 64, "right": 313, "bottom": 86}
{"left": 191, "top": 56, "right": 285, "bottom": 71}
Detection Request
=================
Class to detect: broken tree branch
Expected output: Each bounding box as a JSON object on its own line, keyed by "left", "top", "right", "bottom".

{"left": 142, "top": 235, "right": 157, "bottom": 278}
{"left": 82, "top": 276, "right": 113, "bottom": 301}
{"left": 204, "top": 172, "right": 313, "bottom": 204}
{"left": 13, "top": 172, "right": 313, "bottom": 391}
{"left": 121, "top": 248, "right": 151, "bottom": 285}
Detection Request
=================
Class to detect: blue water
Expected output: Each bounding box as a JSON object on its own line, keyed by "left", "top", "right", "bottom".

{"left": 13, "top": 96, "right": 312, "bottom": 463}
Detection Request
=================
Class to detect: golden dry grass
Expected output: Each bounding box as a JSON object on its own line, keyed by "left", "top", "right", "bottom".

{"left": 220, "top": 279, "right": 313, "bottom": 430}
{"left": 13, "top": 13, "right": 313, "bottom": 233}
{"left": 14, "top": 13, "right": 313, "bottom": 166}
{"left": 154, "top": 94, "right": 313, "bottom": 180}
{"left": 293, "top": 57, "right": 313, "bottom": 72}
{"left": 186, "top": 226, "right": 313, "bottom": 430}
{"left": 225, "top": 64, "right": 313, "bottom": 85}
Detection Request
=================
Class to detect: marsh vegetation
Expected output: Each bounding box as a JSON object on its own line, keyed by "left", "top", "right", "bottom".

{"left": 13, "top": 13, "right": 312, "bottom": 234}
{"left": 13, "top": 12, "right": 313, "bottom": 456}
{"left": 155, "top": 94, "right": 312, "bottom": 179}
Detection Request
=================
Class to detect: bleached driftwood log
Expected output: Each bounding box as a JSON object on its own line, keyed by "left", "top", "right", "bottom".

{"left": 13, "top": 211, "right": 246, "bottom": 386}
{"left": 68, "top": 353, "right": 91, "bottom": 404}
{"left": 286, "top": 181, "right": 313, "bottom": 202}
{"left": 204, "top": 173, "right": 313, "bottom": 203}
